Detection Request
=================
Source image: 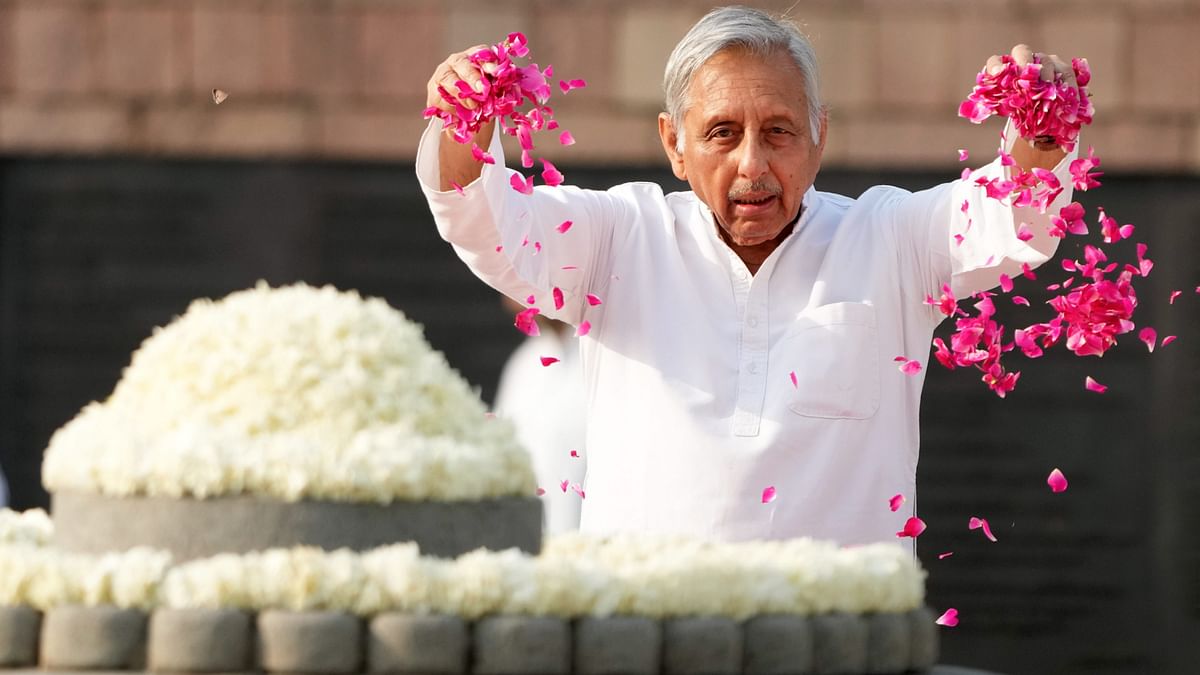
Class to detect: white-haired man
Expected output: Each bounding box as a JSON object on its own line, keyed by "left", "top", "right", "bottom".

{"left": 418, "top": 6, "right": 1079, "bottom": 548}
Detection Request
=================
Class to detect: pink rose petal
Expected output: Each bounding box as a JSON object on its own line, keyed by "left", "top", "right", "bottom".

{"left": 559, "top": 131, "right": 575, "bottom": 146}
{"left": 570, "top": 482, "right": 586, "bottom": 499}
{"left": 552, "top": 286, "right": 565, "bottom": 311}
{"left": 889, "top": 494, "right": 906, "bottom": 512}
{"left": 586, "top": 293, "right": 603, "bottom": 306}
{"left": 510, "top": 173, "right": 534, "bottom": 195}
{"left": 533, "top": 241, "right": 542, "bottom": 255}
{"left": 556, "top": 220, "right": 573, "bottom": 234}
{"left": 540, "top": 356, "right": 560, "bottom": 367}
{"left": 1169, "top": 290, "right": 1182, "bottom": 305}
{"left": 938, "top": 551, "right": 955, "bottom": 560}
{"left": 514, "top": 307, "right": 541, "bottom": 337}
{"left": 761, "top": 486, "right": 777, "bottom": 504}
{"left": 896, "top": 516, "right": 927, "bottom": 539}
{"left": 561, "top": 265, "right": 578, "bottom": 270}
{"left": 575, "top": 320, "right": 591, "bottom": 337}
{"left": 1021, "top": 262, "right": 1037, "bottom": 280}
{"left": 570, "top": 450, "right": 580, "bottom": 458}
{"left": 935, "top": 608, "right": 959, "bottom": 627}
{"left": 1139, "top": 326, "right": 1157, "bottom": 353}
{"left": 541, "top": 159, "right": 564, "bottom": 187}
{"left": 1012, "top": 295, "right": 1030, "bottom": 306}
{"left": 525, "top": 294, "right": 536, "bottom": 304}
{"left": 1085, "top": 376, "right": 1107, "bottom": 393}
{"left": 1162, "top": 335, "right": 1178, "bottom": 347}
{"left": 958, "top": 148, "right": 969, "bottom": 161}
{"left": 789, "top": 371, "right": 798, "bottom": 388}
{"left": 495, "top": 245, "right": 504, "bottom": 253}
{"left": 899, "top": 359, "right": 923, "bottom": 376}
{"left": 450, "top": 181, "right": 465, "bottom": 195}
{"left": 559, "top": 479, "right": 569, "bottom": 493}
{"left": 1016, "top": 222, "right": 1034, "bottom": 242}
{"left": 999, "top": 274, "right": 1014, "bottom": 293}
{"left": 536, "top": 487, "right": 546, "bottom": 496}
{"left": 968, "top": 516, "right": 998, "bottom": 542}
{"left": 1047, "top": 468, "right": 1068, "bottom": 493}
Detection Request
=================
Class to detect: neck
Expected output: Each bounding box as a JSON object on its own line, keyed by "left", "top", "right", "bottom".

{"left": 716, "top": 210, "right": 801, "bottom": 276}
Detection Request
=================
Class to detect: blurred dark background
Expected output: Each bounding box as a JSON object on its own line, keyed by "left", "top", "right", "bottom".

{"left": 0, "top": 159, "right": 1196, "bottom": 673}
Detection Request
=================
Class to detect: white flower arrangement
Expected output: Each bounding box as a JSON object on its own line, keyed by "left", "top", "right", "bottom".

{"left": 41, "top": 282, "right": 535, "bottom": 503}
{"left": 0, "top": 508, "right": 54, "bottom": 547}
{"left": 0, "top": 544, "right": 170, "bottom": 611}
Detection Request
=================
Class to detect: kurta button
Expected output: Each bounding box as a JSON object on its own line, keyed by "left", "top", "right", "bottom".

{"left": 747, "top": 317, "right": 758, "bottom": 327}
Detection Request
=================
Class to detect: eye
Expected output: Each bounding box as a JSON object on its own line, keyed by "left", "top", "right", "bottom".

{"left": 710, "top": 127, "right": 734, "bottom": 139}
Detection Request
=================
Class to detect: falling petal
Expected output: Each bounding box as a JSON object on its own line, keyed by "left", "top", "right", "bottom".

{"left": 1169, "top": 290, "right": 1182, "bottom": 305}
{"left": 570, "top": 450, "right": 580, "bottom": 458}
{"left": 571, "top": 483, "right": 586, "bottom": 499}
{"left": 560, "top": 131, "right": 576, "bottom": 146}
{"left": 1012, "top": 295, "right": 1030, "bottom": 306}
{"left": 514, "top": 307, "right": 541, "bottom": 337}
{"left": 1016, "top": 222, "right": 1034, "bottom": 242}
{"left": 212, "top": 88, "right": 229, "bottom": 104}
{"left": 525, "top": 294, "right": 536, "bottom": 304}
{"left": 542, "top": 159, "right": 564, "bottom": 187}
{"left": 1047, "top": 468, "right": 1068, "bottom": 493}
{"left": 961, "top": 167, "right": 972, "bottom": 181}
{"left": 586, "top": 293, "right": 603, "bottom": 306}
{"left": 958, "top": 148, "right": 969, "bottom": 161}
{"left": 533, "top": 241, "right": 542, "bottom": 255}
{"left": 536, "top": 487, "right": 546, "bottom": 496}
{"left": 553, "top": 287, "right": 565, "bottom": 310}
{"left": 761, "top": 486, "right": 777, "bottom": 504}
{"left": 510, "top": 173, "right": 534, "bottom": 195}
{"left": 968, "top": 516, "right": 998, "bottom": 542}
{"left": 896, "top": 516, "right": 927, "bottom": 539}
{"left": 1021, "top": 262, "right": 1037, "bottom": 280}
{"left": 471, "top": 143, "right": 496, "bottom": 165}
{"left": 1139, "top": 327, "right": 1157, "bottom": 352}
{"left": 954, "top": 234, "right": 965, "bottom": 246}
{"left": 575, "top": 320, "right": 591, "bottom": 337}
{"left": 540, "top": 356, "right": 559, "bottom": 367}
{"left": 789, "top": 371, "right": 798, "bottom": 388}
{"left": 450, "top": 181, "right": 465, "bottom": 196}
{"left": 561, "top": 265, "right": 578, "bottom": 270}
{"left": 999, "top": 274, "right": 1014, "bottom": 293}
{"left": 1162, "top": 335, "right": 1178, "bottom": 347}
{"left": 1085, "top": 376, "right": 1107, "bottom": 394}
{"left": 935, "top": 608, "right": 959, "bottom": 627}
{"left": 889, "top": 494, "right": 905, "bottom": 512}
{"left": 938, "top": 552, "right": 955, "bottom": 560}
{"left": 495, "top": 245, "right": 503, "bottom": 253}
{"left": 899, "top": 359, "right": 923, "bottom": 376}
{"left": 559, "top": 480, "right": 569, "bottom": 493}
{"left": 556, "top": 220, "right": 573, "bottom": 233}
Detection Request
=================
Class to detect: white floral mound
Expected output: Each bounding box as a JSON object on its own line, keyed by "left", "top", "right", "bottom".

{"left": 0, "top": 508, "right": 53, "bottom": 548}
{"left": 42, "top": 282, "right": 535, "bottom": 502}
{"left": 160, "top": 534, "right": 925, "bottom": 619}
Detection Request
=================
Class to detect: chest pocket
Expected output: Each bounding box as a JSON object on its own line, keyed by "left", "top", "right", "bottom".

{"left": 776, "top": 302, "right": 880, "bottom": 420}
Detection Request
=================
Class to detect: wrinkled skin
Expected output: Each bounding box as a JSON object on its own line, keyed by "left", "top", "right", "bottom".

{"left": 658, "top": 48, "right": 827, "bottom": 273}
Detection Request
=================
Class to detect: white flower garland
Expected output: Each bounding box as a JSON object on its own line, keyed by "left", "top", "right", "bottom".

{"left": 41, "top": 282, "right": 535, "bottom": 502}
{"left": 0, "top": 509, "right": 53, "bottom": 547}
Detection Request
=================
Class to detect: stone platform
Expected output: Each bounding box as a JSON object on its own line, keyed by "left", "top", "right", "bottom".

{"left": 51, "top": 492, "right": 543, "bottom": 560}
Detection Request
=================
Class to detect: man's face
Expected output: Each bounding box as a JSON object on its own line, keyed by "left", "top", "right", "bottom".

{"left": 659, "top": 48, "right": 826, "bottom": 248}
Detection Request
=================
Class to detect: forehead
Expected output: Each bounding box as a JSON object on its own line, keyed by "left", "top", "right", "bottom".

{"left": 687, "top": 48, "right": 809, "bottom": 123}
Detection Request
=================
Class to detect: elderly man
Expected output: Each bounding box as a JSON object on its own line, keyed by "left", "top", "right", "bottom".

{"left": 418, "top": 6, "right": 1078, "bottom": 548}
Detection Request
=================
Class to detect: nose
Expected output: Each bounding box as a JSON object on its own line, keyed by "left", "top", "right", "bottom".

{"left": 736, "top": 135, "right": 769, "bottom": 180}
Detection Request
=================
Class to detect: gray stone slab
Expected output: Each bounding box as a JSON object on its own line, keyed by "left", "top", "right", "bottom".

{"left": 865, "top": 613, "right": 910, "bottom": 674}
{"left": 811, "top": 613, "right": 867, "bottom": 675}
{"left": 0, "top": 606, "right": 40, "bottom": 667}
{"left": 52, "top": 491, "right": 542, "bottom": 561}
{"left": 662, "top": 616, "right": 743, "bottom": 675}
{"left": 367, "top": 613, "right": 468, "bottom": 674}
{"left": 743, "top": 615, "right": 812, "bottom": 675}
{"left": 472, "top": 615, "right": 570, "bottom": 675}
{"left": 148, "top": 608, "right": 252, "bottom": 672}
{"left": 257, "top": 610, "right": 362, "bottom": 674}
{"left": 573, "top": 615, "right": 662, "bottom": 675}
{"left": 40, "top": 605, "right": 147, "bottom": 670}
{"left": 908, "top": 607, "right": 940, "bottom": 672}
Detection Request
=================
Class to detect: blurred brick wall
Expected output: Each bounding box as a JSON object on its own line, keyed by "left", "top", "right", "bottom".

{"left": 1, "top": 0, "right": 1199, "bottom": 170}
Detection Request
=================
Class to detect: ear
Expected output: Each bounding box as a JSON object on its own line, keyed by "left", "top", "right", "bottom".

{"left": 658, "top": 113, "right": 688, "bottom": 181}
{"left": 815, "top": 106, "right": 829, "bottom": 159}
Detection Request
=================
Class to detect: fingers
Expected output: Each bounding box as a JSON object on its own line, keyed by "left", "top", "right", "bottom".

{"left": 996, "top": 44, "right": 1077, "bottom": 88}
{"left": 427, "top": 45, "right": 491, "bottom": 112}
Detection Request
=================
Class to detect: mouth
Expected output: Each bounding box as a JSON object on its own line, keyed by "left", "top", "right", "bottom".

{"left": 730, "top": 193, "right": 778, "bottom": 214}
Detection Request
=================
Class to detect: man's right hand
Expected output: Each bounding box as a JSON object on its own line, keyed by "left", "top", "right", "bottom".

{"left": 428, "top": 47, "right": 497, "bottom": 192}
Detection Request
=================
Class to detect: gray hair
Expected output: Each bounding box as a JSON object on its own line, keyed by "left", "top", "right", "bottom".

{"left": 663, "top": 6, "right": 822, "bottom": 153}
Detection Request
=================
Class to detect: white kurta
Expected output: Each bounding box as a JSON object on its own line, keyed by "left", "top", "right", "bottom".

{"left": 417, "top": 120, "right": 1076, "bottom": 549}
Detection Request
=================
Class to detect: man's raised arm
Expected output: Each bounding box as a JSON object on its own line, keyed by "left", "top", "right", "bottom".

{"left": 426, "top": 46, "right": 495, "bottom": 192}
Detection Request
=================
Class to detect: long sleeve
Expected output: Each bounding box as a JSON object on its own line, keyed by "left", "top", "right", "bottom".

{"left": 886, "top": 142, "right": 1079, "bottom": 320}
{"left": 416, "top": 120, "right": 631, "bottom": 326}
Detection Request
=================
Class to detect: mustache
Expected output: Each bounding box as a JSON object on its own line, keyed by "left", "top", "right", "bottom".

{"left": 728, "top": 180, "right": 782, "bottom": 201}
